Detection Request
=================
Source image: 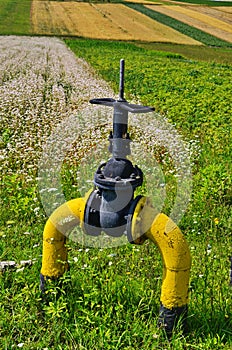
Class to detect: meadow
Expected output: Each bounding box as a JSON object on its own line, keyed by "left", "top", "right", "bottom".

{"left": 0, "top": 0, "right": 232, "bottom": 349}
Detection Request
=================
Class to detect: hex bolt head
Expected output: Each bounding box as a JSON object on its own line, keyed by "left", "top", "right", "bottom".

{"left": 96, "top": 191, "right": 102, "bottom": 199}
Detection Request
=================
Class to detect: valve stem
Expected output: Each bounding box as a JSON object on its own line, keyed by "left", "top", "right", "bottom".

{"left": 119, "top": 59, "right": 125, "bottom": 101}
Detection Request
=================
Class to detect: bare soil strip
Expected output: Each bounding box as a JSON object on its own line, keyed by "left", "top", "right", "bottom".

{"left": 31, "top": 1, "right": 201, "bottom": 45}
{"left": 146, "top": 5, "right": 232, "bottom": 43}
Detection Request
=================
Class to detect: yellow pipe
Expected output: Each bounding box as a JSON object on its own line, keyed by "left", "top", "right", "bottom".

{"left": 41, "top": 191, "right": 191, "bottom": 334}
{"left": 146, "top": 213, "right": 191, "bottom": 309}
{"left": 41, "top": 197, "right": 86, "bottom": 279}
{"left": 130, "top": 197, "right": 191, "bottom": 334}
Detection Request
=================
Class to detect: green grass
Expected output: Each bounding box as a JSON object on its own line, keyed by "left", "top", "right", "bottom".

{"left": 135, "top": 42, "right": 232, "bottom": 65}
{"left": 126, "top": 3, "right": 232, "bottom": 48}
{"left": 0, "top": 0, "right": 31, "bottom": 35}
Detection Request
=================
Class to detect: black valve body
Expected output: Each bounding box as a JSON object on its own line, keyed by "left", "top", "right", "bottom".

{"left": 84, "top": 157, "right": 143, "bottom": 237}
{"left": 84, "top": 59, "right": 153, "bottom": 238}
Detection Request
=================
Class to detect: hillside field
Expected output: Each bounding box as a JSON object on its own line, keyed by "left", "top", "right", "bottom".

{"left": 30, "top": 0, "right": 232, "bottom": 45}
{"left": 31, "top": 1, "right": 201, "bottom": 44}
{"left": 146, "top": 4, "right": 232, "bottom": 43}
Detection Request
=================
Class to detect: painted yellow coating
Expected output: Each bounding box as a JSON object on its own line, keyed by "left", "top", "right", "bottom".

{"left": 42, "top": 190, "right": 191, "bottom": 309}
{"left": 146, "top": 213, "right": 191, "bottom": 309}
{"left": 130, "top": 197, "right": 148, "bottom": 245}
{"left": 41, "top": 197, "right": 86, "bottom": 278}
{"left": 131, "top": 197, "right": 191, "bottom": 309}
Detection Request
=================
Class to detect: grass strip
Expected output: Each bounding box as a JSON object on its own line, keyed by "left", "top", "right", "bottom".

{"left": 0, "top": 0, "right": 31, "bottom": 35}
{"left": 125, "top": 3, "right": 232, "bottom": 47}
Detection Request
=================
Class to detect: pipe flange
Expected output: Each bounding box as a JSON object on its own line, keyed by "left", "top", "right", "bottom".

{"left": 127, "top": 196, "right": 156, "bottom": 244}
{"left": 83, "top": 189, "right": 102, "bottom": 236}
{"left": 127, "top": 196, "right": 146, "bottom": 244}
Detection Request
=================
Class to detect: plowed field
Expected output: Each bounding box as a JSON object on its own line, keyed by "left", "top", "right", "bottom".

{"left": 146, "top": 5, "right": 232, "bottom": 43}
{"left": 31, "top": 1, "right": 201, "bottom": 45}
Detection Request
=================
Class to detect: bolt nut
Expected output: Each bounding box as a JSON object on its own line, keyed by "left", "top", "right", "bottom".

{"left": 115, "top": 176, "right": 121, "bottom": 181}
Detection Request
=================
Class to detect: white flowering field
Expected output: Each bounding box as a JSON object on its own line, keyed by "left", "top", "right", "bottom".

{"left": 0, "top": 35, "right": 113, "bottom": 178}
{"left": 0, "top": 35, "right": 117, "bottom": 230}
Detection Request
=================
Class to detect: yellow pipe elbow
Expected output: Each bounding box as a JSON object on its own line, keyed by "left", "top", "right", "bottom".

{"left": 146, "top": 213, "right": 191, "bottom": 309}
{"left": 41, "top": 197, "right": 86, "bottom": 279}
{"left": 130, "top": 197, "right": 191, "bottom": 310}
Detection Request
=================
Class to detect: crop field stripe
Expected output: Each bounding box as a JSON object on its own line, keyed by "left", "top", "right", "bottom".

{"left": 174, "top": 6, "right": 232, "bottom": 33}
{"left": 31, "top": 1, "right": 88, "bottom": 36}
{"left": 159, "top": 5, "right": 232, "bottom": 34}
{"left": 147, "top": 5, "right": 232, "bottom": 44}
{"left": 194, "top": 6, "right": 232, "bottom": 25}
{"left": 31, "top": 1, "right": 200, "bottom": 45}
{"left": 31, "top": 1, "right": 124, "bottom": 38}
{"left": 218, "top": 6, "right": 232, "bottom": 14}
{"left": 50, "top": 2, "right": 121, "bottom": 38}
{"left": 169, "top": 0, "right": 232, "bottom": 6}
{"left": 126, "top": 3, "right": 232, "bottom": 47}
{"left": 123, "top": 0, "right": 161, "bottom": 3}
{"left": 93, "top": 4, "right": 201, "bottom": 44}
{"left": 31, "top": 1, "right": 201, "bottom": 44}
